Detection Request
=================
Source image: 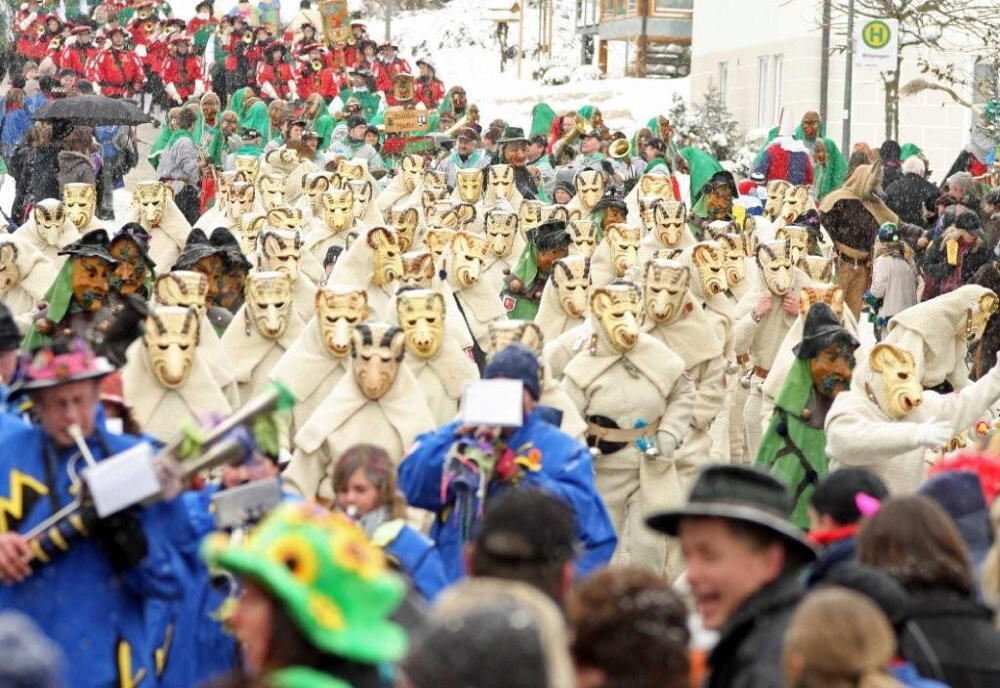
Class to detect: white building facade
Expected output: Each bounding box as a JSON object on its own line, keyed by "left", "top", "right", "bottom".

{"left": 690, "top": 0, "right": 975, "bottom": 180}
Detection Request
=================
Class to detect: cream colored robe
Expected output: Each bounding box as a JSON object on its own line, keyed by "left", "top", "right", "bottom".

{"left": 126, "top": 199, "right": 192, "bottom": 271}
{"left": 637, "top": 226, "right": 697, "bottom": 265}
{"left": 375, "top": 174, "right": 415, "bottom": 214}
{"left": 560, "top": 325, "right": 694, "bottom": 575}
{"left": 826, "top": 361, "right": 1000, "bottom": 494}
{"left": 13, "top": 215, "right": 81, "bottom": 268}
{"left": 196, "top": 316, "right": 242, "bottom": 409}
{"left": 535, "top": 281, "right": 585, "bottom": 343}
{"left": 403, "top": 344, "right": 479, "bottom": 426}
{"left": 122, "top": 337, "right": 234, "bottom": 441}
{"left": 882, "top": 284, "right": 992, "bottom": 390}
{"left": 326, "top": 232, "right": 398, "bottom": 319}
{"left": 268, "top": 318, "right": 350, "bottom": 445}
{"left": 283, "top": 364, "right": 434, "bottom": 501}
{"left": 300, "top": 218, "right": 355, "bottom": 285}
{"left": 0, "top": 237, "right": 56, "bottom": 330}
{"left": 448, "top": 274, "right": 508, "bottom": 353}
{"left": 221, "top": 305, "right": 306, "bottom": 402}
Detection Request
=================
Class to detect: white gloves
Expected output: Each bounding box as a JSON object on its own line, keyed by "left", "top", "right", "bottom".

{"left": 654, "top": 431, "right": 679, "bottom": 460}
{"left": 914, "top": 420, "right": 953, "bottom": 450}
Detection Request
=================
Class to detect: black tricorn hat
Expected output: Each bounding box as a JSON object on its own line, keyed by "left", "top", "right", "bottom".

{"left": 793, "top": 302, "right": 859, "bottom": 360}
{"left": 646, "top": 464, "right": 818, "bottom": 562}
{"left": 527, "top": 218, "right": 570, "bottom": 251}
{"left": 57, "top": 229, "right": 118, "bottom": 263}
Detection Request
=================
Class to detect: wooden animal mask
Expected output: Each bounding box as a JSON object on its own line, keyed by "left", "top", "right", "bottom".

{"left": 484, "top": 210, "right": 519, "bottom": 258}
{"left": 32, "top": 199, "right": 68, "bottom": 245}
{"left": 350, "top": 322, "right": 406, "bottom": 400}
{"left": 568, "top": 220, "right": 598, "bottom": 258}
{"left": 322, "top": 189, "right": 354, "bottom": 233}
{"left": 449, "top": 230, "right": 489, "bottom": 288}
{"left": 245, "top": 270, "right": 293, "bottom": 340}
{"left": 257, "top": 172, "right": 288, "bottom": 211}
{"left": 63, "top": 183, "right": 96, "bottom": 230}
{"left": 590, "top": 283, "right": 642, "bottom": 354}
{"left": 551, "top": 255, "right": 591, "bottom": 318}
{"left": 691, "top": 240, "right": 727, "bottom": 297}
{"left": 259, "top": 229, "right": 303, "bottom": 281}
{"left": 400, "top": 250, "right": 435, "bottom": 289}
{"left": 315, "top": 286, "right": 369, "bottom": 357}
{"left": 400, "top": 154, "right": 426, "bottom": 192}
{"left": 575, "top": 169, "right": 604, "bottom": 210}
{"left": 0, "top": 241, "right": 20, "bottom": 297}
{"left": 144, "top": 305, "right": 200, "bottom": 389}
{"left": 756, "top": 240, "right": 793, "bottom": 296}
{"left": 396, "top": 289, "right": 446, "bottom": 360}
{"left": 652, "top": 200, "right": 687, "bottom": 248}
{"left": 764, "top": 179, "right": 790, "bottom": 219}
{"left": 605, "top": 223, "right": 640, "bottom": 278}
{"left": 643, "top": 258, "right": 689, "bottom": 324}
{"left": 367, "top": 226, "right": 404, "bottom": 287}
{"left": 226, "top": 181, "right": 256, "bottom": 223}
{"left": 868, "top": 343, "right": 922, "bottom": 419}
{"left": 132, "top": 181, "right": 173, "bottom": 228}
{"left": 488, "top": 164, "right": 514, "bottom": 200}
{"left": 388, "top": 206, "right": 419, "bottom": 252}
{"left": 456, "top": 168, "right": 484, "bottom": 204}
{"left": 487, "top": 320, "right": 544, "bottom": 358}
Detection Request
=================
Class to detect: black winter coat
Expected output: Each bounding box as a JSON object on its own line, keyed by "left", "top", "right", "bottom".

{"left": 885, "top": 173, "right": 940, "bottom": 228}
{"left": 707, "top": 573, "right": 803, "bottom": 688}
{"left": 900, "top": 590, "right": 1000, "bottom": 688}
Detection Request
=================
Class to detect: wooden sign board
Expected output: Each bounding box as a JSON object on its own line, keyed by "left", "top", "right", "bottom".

{"left": 384, "top": 108, "right": 430, "bottom": 133}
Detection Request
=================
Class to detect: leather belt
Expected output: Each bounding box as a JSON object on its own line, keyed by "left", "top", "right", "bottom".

{"left": 834, "top": 242, "right": 872, "bottom": 267}
{"left": 587, "top": 416, "right": 662, "bottom": 443}
{"left": 753, "top": 366, "right": 770, "bottom": 379}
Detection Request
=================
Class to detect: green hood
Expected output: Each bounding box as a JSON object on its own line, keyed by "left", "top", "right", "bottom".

{"left": 681, "top": 147, "right": 723, "bottom": 205}
{"left": 226, "top": 87, "right": 252, "bottom": 121}
{"left": 530, "top": 103, "right": 555, "bottom": 138}
{"left": 23, "top": 259, "right": 75, "bottom": 351}
{"left": 241, "top": 101, "right": 271, "bottom": 140}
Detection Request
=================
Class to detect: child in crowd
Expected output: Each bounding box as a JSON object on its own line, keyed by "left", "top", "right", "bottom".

{"left": 865, "top": 222, "right": 920, "bottom": 339}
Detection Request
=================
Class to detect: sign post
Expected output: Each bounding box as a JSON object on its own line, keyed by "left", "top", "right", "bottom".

{"left": 855, "top": 18, "right": 899, "bottom": 69}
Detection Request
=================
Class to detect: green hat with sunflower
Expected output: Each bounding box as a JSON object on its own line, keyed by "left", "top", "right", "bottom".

{"left": 202, "top": 502, "right": 408, "bottom": 664}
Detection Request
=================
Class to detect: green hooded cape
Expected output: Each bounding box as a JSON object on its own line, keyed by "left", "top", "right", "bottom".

{"left": 756, "top": 122, "right": 848, "bottom": 197}
{"left": 226, "top": 87, "right": 252, "bottom": 121}
{"left": 147, "top": 112, "right": 176, "bottom": 168}
{"left": 754, "top": 358, "right": 829, "bottom": 529}
{"left": 681, "top": 147, "right": 723, "bottom": 206}
{"left": 241, "top": 101, "right": 271, "bottom": 140}
{"left": 530, "top": 103, "right": 555, "bottom": 139}
{"left": 900, "top": 143, "right": 923, "bottom": 161}
{"left": 502, "top": 242, "right": 542, "bottom": 320}
{"left": 22, "top": 260, "right": 75, "bottom": 351}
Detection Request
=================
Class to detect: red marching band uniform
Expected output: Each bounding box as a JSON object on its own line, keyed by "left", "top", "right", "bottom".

{"left": 256, "top": 44, "right": 298, "bottom": 101}
{"left": 89, "top": 33, "right": 147, "bottom": 98}
{"left": 294, "top": 45, "right": 339, "bottom": 101}
{"left": 161, "top": 36, "right": 205, "bottom": 103}
{"left": 59, "top": 28, "right": 99, "bottom": 78}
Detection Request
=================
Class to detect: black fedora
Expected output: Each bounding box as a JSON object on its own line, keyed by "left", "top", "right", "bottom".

{"left": 646, "top": 464, "right": 817, "bottom": 561}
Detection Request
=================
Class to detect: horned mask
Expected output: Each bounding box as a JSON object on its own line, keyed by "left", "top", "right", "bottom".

{"left": 691, "top": 241, "right": 727, "bottom": 297}
{"left": 400, "top": 154, "right": 426, "bottom": 192}
{"left": 456, "top": 168, "right": 484, "bottom": 204}
{"left": 233, "top": 155, "right": 260, "bottom": 183}
{"left": 541, "top": 205, "right": 569, "bottom": 225}
{"left": 367, "top": 226, "right": 404, "bottom": 287}
{"left": 488, "top": 164, "right": 514, "bottom": 200}
{"left": 575, "top": 169, "right": 604, "bottom": 210}
{"left": 32, "top": 199, "right": 68, "bottom": 246}
{"left": 0, "top": 242, "right": 20, "bottom": 298}
{"left": 552, "top": 255, "right": 591, "bottom": 318}
{"left": 653, "top": 200, "right": 687, "bottom": 248}
{"left": 245, "top": 270, "right": 293, "bottom": 339}
{"left": 605, "top": 223, "right": 640, "bottom": 278}
{"left": 764, "top": 180, "right": 790, "bottom": 219}
{"left": 716, "top": 233, "right": 747, "bottom": 287}
{"left": 144, "top": 305, "right": 200, "bottom": 389}
{"left": 259, "top": 229, "right": 303, "bottom": 281}
{"left": 316, "top": 286, "right": 369, "bottom": 358}
{"left": 643, "top": 259, "right": 690, "bottom": 324}
{"left": 520, "top": 200, "right": 542, "bottom": 232}
{"left": 638, "top": 173, "right": 673, "bottom": 200}
{"left": 756, "top": 240, "right": 793, "bottom": 296}
{"left": 154, "top": 270, "right": 209, "bottom": 315}
{"left": 484, "top": 210, "right": 519, "bottom": 258}
{"left": 423, "top": 170, "right": 447, "bottom": 195}
{"left": 301, "top": 172, "right": 331, "bottom": 213}
{"left": 239, "top": 212, "right": 267, "bottom": 255}
{"left": 396, "top": 289, "right": 445, "bottom": 360}
{"left": 351, "top": 322, "right": 406, "bottom": 400}
{"left": 258, "top": 172, "right": 288, "bottom": 211}
{"left": 423, "top": 228, "right": 455, "bottom": 267}
{"left": 132, "top": 181, "right": 172, "bottom": 228}
{"left": 488, "top": 320, "right": 544, "bottom": 358}
{"left": 348, "top": 180, "right": 373, "bottom": 221}
{"left": 226, "top": 181, "right": 256, "bottom": 224}
{"left": 63, "top": 183, "right": 96, "bottom": 230}
{"left": 867, "top": 343, "right": 922, "bottom": 419}
{"left": 590, "top": 283, "right": 642, "bottom": 354}
{"left": 401, "top": 251, "right": 436, "bottom": 289}
{"left": 568, "top": 220, "right": 598, "bottom": 258}
{"left": 780, "top": 185, "right": 810, "bottom": 223}
{"left": 337, "top": 159, "right": 367, "bottom": 183}
{"left": 322, "top": 189, "right": 354, "bottom": 233}
{"left": 266, "top": 206, "right": 305, "bottom": 232}
{"left": 800, "top": 285, "right": 845, "bottom": 319}
{"left": 776, "top": 225, "right": 810, "bottom": 264}
{"left": 388, "top": 206, "right": 419, "bottom": 252}
{"left": 449, "top": 230, "right": 488, "bottom": 289}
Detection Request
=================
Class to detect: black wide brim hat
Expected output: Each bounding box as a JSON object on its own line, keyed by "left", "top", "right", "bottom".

{"left": 210, "top": 227, "right": 252, "bottom": 270}
{"left": 172, "top": 227, "right": 217, "bottom": 269}
{"left": 498, "top": 126, "right": 528, "bottom": 145}
{"left": 113, "top": 223, "right": 156, "bottom": 269}
{"left": 593, "top": 187, "right": 627, "bottom": 214}
{"left": 694, "top": 170, "right": 738, "bottom": 204}
{"left": 793, "top": 302, "right": 860, "bottom": 359}
{"left": 57, "top": 229, "right": 118, "bottom": 264}
{"left": 646, "top": 464, "right": 818, "bottom": 562}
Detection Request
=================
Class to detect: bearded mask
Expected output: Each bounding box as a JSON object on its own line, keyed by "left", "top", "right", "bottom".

{"left": 488, "top": 320, "right": 544, "bottom": 358}
{"left": 144, "top": 305, "right": 200, "bottom": 388}
{"left": 776, "top": 225, "right": 810, "bottom": 264}
{"left": 552, "top": 255, "right": 591, "bottom": 318}
{"left": 63, "top": 183, "right": 96, "bottom": 230}
{"left": 396, "top": 289, "right": 445, "bottom": 360}
{"left": 301, "top": 172, "right": 331, "bottom": 212}
{"left": 968, "top": 293, "right": 999, "bottom": 341}
{"left": 227, "top": 182, "right": 256, "bottom": 223}
{"left": 484, "top": 211, "right": 519, "bottom": 258}
{"left": 757, "top": 240, "right": 793, "bottom": 296}
{"left": 568, "top": 220, "right": 598, "bottom": 258}
{"left": 32, "top": 199, "right": 67, "bottom": 245}
{"left": 605, "top": 224, "right": 640, "bottom": 278}
{"left": 351, "top": 322, "right": 406, "bottom": 400}
{"left": 258, "top": 172, "right": 288, "bottom": 211}
{"left": 780, "top": 185, "right": 810, "bottom": 222}
{"left": 541, "top": 205, "right": 569, "bottom": 225}
{"left": 520, "top": 200, "right": 543, "bottom": 232}
{"left": 368, "top": 227, "right": 404, "bottom": 287}
{"left": 575, "top": 170, "right": 604, "bottom": 210}
{"left": 322, "top": 189, "right": 354, "bottom": 233}
{"left": 764, "top": 180, "right": 790, "bottom": 219}
{"left": 132, "top": 181, "right": 172, "bottom": 228}
{"left": 638, "top": 173, "right": 672, "bottom": 199}
{"left": 653, "top": 200, "right": 687, "bottom": 248}
{"left": 109, "top": 237, "right": 150, "bottom": 296}
{"left": 449, "top": 231, "right": 488, "bottom": 288}
{"left": 154, "top": 270, "right": 209, "bottom": 316}
{"left": 423, "top": 228, "right": 455, "bottom": 267}
{"left": 0, "top": 242, "right": 20, "bottom": 297}
{"left": 800, "top": 285, "right": 845, "bottom": 319}
{"left": 239, "top": 212, "right": 267, "bottom": 255}
{"left": 401, "top": 250, "right": 435, "bottom": 288}
{"left": 259, "top": 230, "right": 303, "bottom": 281}
{"left": 388, "top": 206, "right": 419, "bottom": 252}
{"left": 488, "top": 164, "right": 514, "bottom": 199}
{"left": 590, "top": 283, "right": 641, "bottom": 354}
{"left": 266, "top": 206, "right": 305, "bottom": 232}
{"left": 456, "top": 168, "right": 484, "bottom": 203}
{"left": 244, "top": 270, "right": 293, "bottom": 339}
{"left": 716, "top": 233, "right": 746, "bottom": 287}
{"left": 400, "top": 154, "right": 426, "bottom": 192}
{"left": 643, "top": 258, "right": 690, "bottom": 324}
{"left": 234, "top": 155, "right": 261, "bottom": 183}
{"left": 692, "top": 241, "right": 727, "bottom": 297}
{"left": 348, "top": 180, "right": 373, "bottom": 221}
{"left": 316, "top": 286, "right": 369, "bottom": 357}
{"left": 867, "top": 343, "right": 922, "bottom": 419}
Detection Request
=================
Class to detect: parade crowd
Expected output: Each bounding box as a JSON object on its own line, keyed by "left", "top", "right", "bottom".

{"left": 4, "top": 0, "right": 1000, "bottom": 687}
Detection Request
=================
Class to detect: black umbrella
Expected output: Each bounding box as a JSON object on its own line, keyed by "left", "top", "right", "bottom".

{"left": 33, "top": 95, "right": 152, "bottom": 126}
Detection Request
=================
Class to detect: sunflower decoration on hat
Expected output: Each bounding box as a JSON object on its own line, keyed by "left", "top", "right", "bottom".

{"left": 202, "top": 501, "right": 407, "bottom": 664}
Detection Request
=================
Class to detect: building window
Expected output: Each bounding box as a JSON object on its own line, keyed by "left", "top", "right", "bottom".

{"left": 718, "top": 61, "right": 728, "bottom": 105}
{"left": 756, "top": 53, "right": 783, "bottom": 127}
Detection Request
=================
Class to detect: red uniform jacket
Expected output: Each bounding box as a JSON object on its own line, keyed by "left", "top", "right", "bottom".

{"left": 376, "top": 56, "right": 410, "bottom": 93}
{"left": 295, "top": 66, "right": 337, "bottom": 101}
{"left": 256, "top": 61, "right": 296, "bottom": 101}
{"left": 93, "top": 48, "right": 146, "bottom": 97}
{"left": 145, "top": 37, "right": 170, "bottom": 71}
{"left": 414, "top": 77, "right": 445, "bottom": 109}
{"left": 127, "top": 17, "right": 152, "bottom": 46}
{"left": 59, "top": 43, "right": 99, "bottom": 77}
{"left": 161, "top": 54, "right": 204, "bottom": 101}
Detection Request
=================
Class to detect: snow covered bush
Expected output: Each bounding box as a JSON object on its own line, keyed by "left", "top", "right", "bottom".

{"left": 665, "top": 86, "right": 740, "bottom": 161}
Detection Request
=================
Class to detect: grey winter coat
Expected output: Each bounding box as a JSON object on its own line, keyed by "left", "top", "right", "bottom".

{"left": 57, "top": 150, "right": 97, "bottom": 191}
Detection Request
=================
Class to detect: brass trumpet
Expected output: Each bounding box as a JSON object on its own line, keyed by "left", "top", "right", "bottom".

{"left": 553, "top": 113, "right": 589, "bottom": 160}
{"left": 311, "top": 58, "right": 323, "bottom": 71}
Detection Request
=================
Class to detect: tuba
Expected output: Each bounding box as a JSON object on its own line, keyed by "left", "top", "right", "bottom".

{"left": 553, "top": 113, "right": 589, "bottom": 160}
{"left": 608, "top": 138, "right": 631, "bottom": 161}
